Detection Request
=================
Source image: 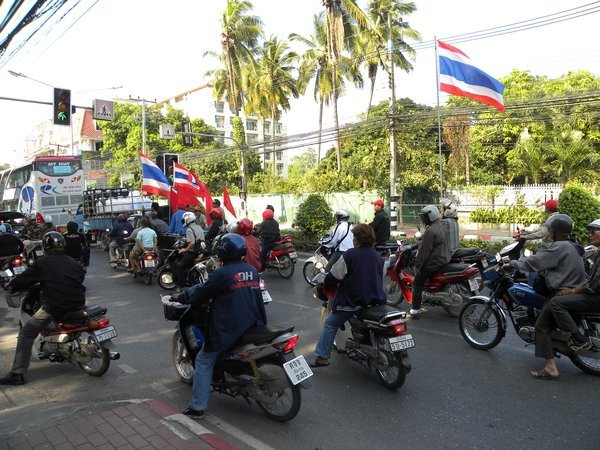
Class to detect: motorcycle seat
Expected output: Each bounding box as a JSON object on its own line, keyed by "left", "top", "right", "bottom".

{"left": 357, "top": 304, "right": 403, "bottom": 322}
{"left": 60, "top": 304, "right": 107, "bottom": 323}
{"left": 452, "top": 248, "right": 482, "bottom": 258}
{"left": 237, "top": 325, "right": 295, "bottom": 346}
{"left": 437, "top": 263, "right": 472, "bottom": 274}
{"left": 273, "top": 242, "right": 294, "bottom": 251}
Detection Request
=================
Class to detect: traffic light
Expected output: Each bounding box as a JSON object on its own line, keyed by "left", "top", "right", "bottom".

{"left": 182, "top": 118, "right": 193, "bottom": 147}
{"left": 156, "top": 153, "right": 179, "bottom": 177}
{"left": 53, "top": 88, "right": 71, "bottom": 125}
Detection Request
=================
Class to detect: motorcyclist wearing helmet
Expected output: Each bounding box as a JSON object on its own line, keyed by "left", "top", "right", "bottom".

{"left": 236, "top": 218, "right": 261, "bottom": 271}
{"left": 323, "top": 209, "right": 354, "bottom": 272}
{"left": 174, "top": 212, "right": 206, "bottom": 288}
{"left": 507, "top": 214, "right": 587, "bottom": 380}
{"left": 410, "top": 205, "right": 450, "bottom": 319}
{"left": 0, "top": 232, "right": 86, "bottom": 386}
{"left": 109, "top": 214, "right": 134, "bottom": 268}
{"left": 205, "top": 208, "right": 225, "bottom": 246}
{"left": 519, "top": 199, "right": 559, "bottom": 247}
{"left": 258, "top": 209, "right": 281, "bottom": 272}
{"left": 172, "top": 233, "right": 267, "bottom": 418}
{"left": 63, "top": 220, "right": 90, "bottom": 272}
{"left": 441, "top": 200, "right": 460, "bottom": 257}
{"left": 21, "top": 214, "right": 45, "bottom": 258}
{"left": 550, "top": 218, "right": 600, "bottom": 356}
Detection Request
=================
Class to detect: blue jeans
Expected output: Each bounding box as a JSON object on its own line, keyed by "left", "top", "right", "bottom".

{"left": 315, "top": 310, "right": 355, "bottom": 359}
{"left": 190, "top": 347, "right": 220, "bottom": 411}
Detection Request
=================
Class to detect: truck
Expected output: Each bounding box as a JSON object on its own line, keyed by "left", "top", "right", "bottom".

{"left": 74, "top": 188, "right": 152, "bottom": 250}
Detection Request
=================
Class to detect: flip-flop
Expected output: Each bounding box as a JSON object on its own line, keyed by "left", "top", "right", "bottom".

{"left": 530, "top": 369, "right": 561, "bottom": 381}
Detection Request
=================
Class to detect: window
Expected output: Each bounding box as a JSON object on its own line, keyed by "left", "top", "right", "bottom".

{"left": 247, "top": 134, "right": 258, "bottom": 144}
{"left": 215, "top": 101, "right": 224, "bottom": 113}
{"left": 265, "top": 152, "right": 271, "bottom": 160}
{"left": 216, "top": 131, "right": 225, "bottom": 145}
{"left": 34, "top": 160, "right": 81, "bottom": 176}
{"left": 41, "top": 196, "right": 56, "bottom": 207}
{"left": 246, "top": 119, "right": 258, "bottom": 131}
{"left": 276, "top": 163, "right": 284, "bottom": 175}
{"left": 94, "top": 142, "right": 103, "bottom": 152}
{"left": 215, "top": 116, "right": 225, "bottom": 128}
{"left": 6, "top": 166, "right": 32, "bottom": 189}
{"left": 276, "top": 122, "right": 282, "bottom": 134}
{"left": 230, "top": 117, "right": 235, "bottom": 126}
{"left": 276, "top": 151, "right": 283, "bottom": 161}
{"left": 264, "top": 121, "right": 271, "bottom": 133}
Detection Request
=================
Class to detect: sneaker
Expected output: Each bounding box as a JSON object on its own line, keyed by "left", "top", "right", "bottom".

{"left": 110, "top": 262, "right": 117, "bottom": 269}
{"left": 569, "top": 338, "right": 593, "bottom": 352}
{"left": 182, "top": 407, "right": 205, "bottom": 419}
{"left": 406, "top": 309, "right": 421, "bottom": 320}
{"left": 309, "top": 356, "right": 330, "bottom": 368}
{"left": 0, "top": 372, "right": 25, "bottom": 386}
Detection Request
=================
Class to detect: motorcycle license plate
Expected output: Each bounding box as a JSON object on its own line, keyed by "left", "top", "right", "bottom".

{"left": 468, "top": 277, "right": 480, "bottom": 292}
{"left": 289, "top": 252, "right": 298, "bottom": 260}
{"left": 283, "top": 355, "right": 313, "bottom": 385}
{"left": 144, "top": 260, "right": 156, "bottom": 268}
{"left": 13, "top": 266, "right": 25, "bottom": 274}
{"left": 261, "top": 290, "right": 273, "bottom": 304}
{"left": 94, "top": 325, "right": 117, "bottom": 343}
{"left": 481, "top": 259, "right": 488, "bottom": 268}
{"left": 387, "top": 334, "right": 415, "bottom": 351}
{"left": 35, "top": 250, "right": 44, "bottom": 256}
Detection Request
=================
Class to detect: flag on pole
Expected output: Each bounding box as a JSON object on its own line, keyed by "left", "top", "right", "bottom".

{"left": 222, "top": 186, "right": 237, "bottom": 218}
{"left": 139, "top": 153, "right": 171, "bottom": 198}
{"left": 173, "top": 162, "right": 201, "bottom": 206}
{"left": 438, "top": 40, "right": 505, "bottom": 112}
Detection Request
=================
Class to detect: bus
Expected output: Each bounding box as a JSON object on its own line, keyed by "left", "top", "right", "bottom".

{"left": 0, "top": 156, "right": 85, "bottom": 230}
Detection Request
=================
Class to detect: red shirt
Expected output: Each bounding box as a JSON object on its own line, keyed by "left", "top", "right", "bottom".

{"left": 243, "top": 235, "right": 261, "bottom": 271}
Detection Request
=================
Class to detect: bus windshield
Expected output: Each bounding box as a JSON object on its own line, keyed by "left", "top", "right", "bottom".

{"left": 34, "top": 159, "right": 82, "bottom": 177}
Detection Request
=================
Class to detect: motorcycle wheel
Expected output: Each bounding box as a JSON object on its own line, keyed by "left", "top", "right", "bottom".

{"left": 569, "top": 353, "right": 600, "bottom": 376}
{"left": 144, "top": 272, "right": 153, "bottom": 285}
{"left": 158, "top": 267, "right": 177, "bottom": 290}
{"left": 76, "top": 331, "right": 110, "bottom": 376}
{"left": 100, "top": 232, "right": 110, "bottom": 251}
{"left": 442, "top": 281, "right": 471, "bottom": 318}
{"left": 276, "top": 255, "right": 295, "bottom": 279}
{"left": 302, "top": 261, "right": 317, "bottom": 286}
{"left": 384, "top": 278, "right": 403, "bottom": 306}
{"left": 459, "top": 299, "right": 504, "bottom": 350}
{"left": 375, "top": 351, "right": 407, "bottom": 390}
{"left": 254, "top": 362, "right": 301, "bottom": 422}
{"left": 172, "top": 330, "right": 194, "bottom": 384}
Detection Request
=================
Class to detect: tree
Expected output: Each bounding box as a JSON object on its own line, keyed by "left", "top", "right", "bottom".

{"left": 548, "top": 129, "right": 600, "bottom": 185}
{"left": 506, "top": 136, "right": 548, "bottom": 184}
{"left": 442, "top": 114, "right": 470, "bottom": 185}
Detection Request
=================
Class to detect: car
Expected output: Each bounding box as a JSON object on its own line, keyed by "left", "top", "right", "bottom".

{"left": 0, "top": 211, "right": 26, "bottom": 234}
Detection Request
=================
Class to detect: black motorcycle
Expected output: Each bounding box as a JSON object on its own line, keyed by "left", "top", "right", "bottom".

{"left": 157, "top": 238, "right": 219, "bottom": 290}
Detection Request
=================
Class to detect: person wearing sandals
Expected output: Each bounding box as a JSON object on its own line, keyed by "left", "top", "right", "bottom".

{"left": 309, "top": 224, "right": 386, "bottom": 368}
{"left": 128, "top": 217, "right": 158, "bottom": 273}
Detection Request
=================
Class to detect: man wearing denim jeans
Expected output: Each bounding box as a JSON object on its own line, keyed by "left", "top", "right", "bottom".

{"left": 173, "top": 233, "right": 266, "bottom": 419}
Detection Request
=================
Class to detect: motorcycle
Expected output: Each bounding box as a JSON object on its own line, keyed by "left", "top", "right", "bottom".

{"left": 0, "top": 255, "right": 26, "bottom": 289}
{"left": 162, "top": 293, "right": 310, "bottom": 422}
{"left": 24, "top": 240, "right": 44, "bottom": 266}
{"left": 384, "top": 241, "right": 482, "bottom": 317}
{"left": 302, "top": 236, "right": 332, "bottom": 286}
{"left": 110, "top": 241, "right": 134, "bottom": 270}
{"left": 157, "top": 238, "right": 220, "bottom": 290}
{"left": 459, "top": 258, "right": 600, "bottom": 376}
{"left": 312, "top": 276, "right": 414, "bottom": 390}
{"left": 131, "top": 250, "right": 158, "bottom": 285}
{"left": 451, "top": 247, "right": 490, "bottom": 276}
{"left": 3, "top": 281, "right": 120, "bottom": 376}
{"left": 263, "top": 235, "right": 297, "bottom": 279}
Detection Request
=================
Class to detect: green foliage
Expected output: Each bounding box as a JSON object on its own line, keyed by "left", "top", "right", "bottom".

{"left": 469, "top": 205, "right": 545, "bottom": 226}
{"left": 294, "top": 194, "right": 333, "bottom": 239}
{"left": 558, "top": 183, "right": 600, "bottom": 242}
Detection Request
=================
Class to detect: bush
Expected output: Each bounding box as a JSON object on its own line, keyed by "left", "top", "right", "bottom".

{"left": 469, "top": 205, "right": 545, "bottom": 226}
{"left": 559, "top": 183, "right": 600, "bottom": 243}
{"left": 294, "top": 194, "right": 333, "bottom": 241}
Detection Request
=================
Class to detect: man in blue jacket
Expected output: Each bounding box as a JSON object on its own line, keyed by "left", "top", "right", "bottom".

{"left": 168, "top": 205, "right": 188, "bottom": 235}
{"left": 173, "top": 233, "right": 266, "bottom": 419}
{"left": 109, "top": 214, "right": 134, "bottom": 268}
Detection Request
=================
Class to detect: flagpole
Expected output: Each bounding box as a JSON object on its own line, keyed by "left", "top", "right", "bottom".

{"left": 434, "top": 36, "right": 444, "bottom": 200}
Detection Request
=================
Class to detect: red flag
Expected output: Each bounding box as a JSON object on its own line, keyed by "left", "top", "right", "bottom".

{"left": 169, "top": 187, "right": 179, "bottom": 209}
{"left": 223, "top": 185, "right": 236, "bottom": 218}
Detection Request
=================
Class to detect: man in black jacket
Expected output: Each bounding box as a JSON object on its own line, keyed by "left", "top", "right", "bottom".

{"left": 258, "top": 208, "right": 280, "bottom": 271}
{"left": 0, "top": 232, "right": 86, "bottom": 386}
{"left": 369, "top": 199, "right": 390, "bottom": 246}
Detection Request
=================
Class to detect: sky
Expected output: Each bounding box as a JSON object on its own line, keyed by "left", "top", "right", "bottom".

{"left": 0, "top": 0, "right": 598, "bottom": 166}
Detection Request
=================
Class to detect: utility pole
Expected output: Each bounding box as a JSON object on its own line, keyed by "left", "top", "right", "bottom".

{"left": 387, "top": 14, "right": 399, "bottom": 231}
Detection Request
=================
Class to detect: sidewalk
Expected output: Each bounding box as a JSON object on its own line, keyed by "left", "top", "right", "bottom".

{"left": 1, "top": 398, "right": 237, "bottom": 450}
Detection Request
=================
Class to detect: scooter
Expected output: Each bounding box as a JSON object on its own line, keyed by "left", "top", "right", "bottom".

{"left": 302, "top": 235, "right": 332, "bottom": 286}
{"left": 0, "top": 255, "right": 26, "bottom": 289}
{"left": 131, "top": 250, "right": 158, "bottom": 285}
{"left": 263, "top": 235, "right": 298, "bottom": 279}
{"left": 110, "top": 242, "right": 134, "bottom": 270}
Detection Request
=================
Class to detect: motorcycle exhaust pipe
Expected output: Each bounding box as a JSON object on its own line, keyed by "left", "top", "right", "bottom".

{"left": 109, "top": 351, "right": 121, "bottom": 360}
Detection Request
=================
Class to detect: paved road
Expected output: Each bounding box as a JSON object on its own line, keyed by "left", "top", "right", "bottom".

{"left": 1, "top": 248, "right": 598, "bottom": 449}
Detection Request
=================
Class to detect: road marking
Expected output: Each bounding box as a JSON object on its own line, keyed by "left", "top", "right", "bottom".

{"left": 205, "top": 415, "right": 276, "bottom": 450}
{"left": 160, "top": 418, "right": 194, "bottom": 440}
{"left": 167, "top": 414, "right": 212, "bottom": 436}
{"left": 118, "top": 363, "right": 138, "bottom": 374}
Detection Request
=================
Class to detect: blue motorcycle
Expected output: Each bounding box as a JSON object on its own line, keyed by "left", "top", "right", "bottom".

{"left": 458, "top": 256, "right": 600, "bottom": 376}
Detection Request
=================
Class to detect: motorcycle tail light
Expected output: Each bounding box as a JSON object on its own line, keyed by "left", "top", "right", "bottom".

{"left": 273, "top": 335, "right": 299, "bottom": 352}
{"left": 388, "top": 318, "right": 406, "bottom": 335}
{"left": 36, "top": 213, "right": 44, "bottom": 223}
{"left": 13, "top": 258, "right": 22, "bottom": 266}
{"left": 144, "top": 254, "right": 154, "bottom": 260}
{"left": 89, "top": 317, "right": 110, "bottom": 329}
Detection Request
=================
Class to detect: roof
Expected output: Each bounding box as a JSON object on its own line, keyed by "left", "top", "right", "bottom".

{"left": 80, "top": 109, "right": 103, "bottom": 139}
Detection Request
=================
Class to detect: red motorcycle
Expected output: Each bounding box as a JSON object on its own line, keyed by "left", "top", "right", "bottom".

{"left": 132, "top": 251, "right": 158, "bottom": 285}
{"left": 263, "top": 234, "right": 298, "bottom": 279}
{"left": 384, "top": 241, "right": 482, "bottom": 317}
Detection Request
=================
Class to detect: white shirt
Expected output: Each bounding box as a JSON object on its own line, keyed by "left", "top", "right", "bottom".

{"left": 324, "top": 221, "right": 354, "bottom": 252}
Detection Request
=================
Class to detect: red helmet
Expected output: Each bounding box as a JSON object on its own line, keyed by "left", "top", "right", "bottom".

{"left": 209, "top": 208, "right": 223, "bottom": 219}
{"left": 262, "top": 209, "right": 274, "bottom": 220}
{"left": 237, "top": 218, "right": 253, "bottom": 236}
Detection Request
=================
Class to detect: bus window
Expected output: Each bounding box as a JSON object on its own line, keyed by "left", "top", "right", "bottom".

{"left": 55, "top": 195, "right": 70, "bottom": 206}
{"left": 6, "top": 166, "right": 32, "bottom": 189}
{"left": 41, "top": 197, "right": 56, "bottom": 207}
{"left": 34, "top": 159, "right": 81, "bottom": 176}
{"left": 70, "top": 194, "right": 83, "bottom": 205}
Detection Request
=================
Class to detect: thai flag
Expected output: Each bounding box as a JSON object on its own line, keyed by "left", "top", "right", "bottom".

{"left": 139, "top": 153, "right": 171, "bottom": 198}
{"left": 438, "top": 40, "right": 505, "bottom": 112}
{"left": 173, "top": 162, "right": 201, "bottom": 193}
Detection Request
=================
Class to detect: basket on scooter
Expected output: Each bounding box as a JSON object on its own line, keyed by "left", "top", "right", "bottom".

{"left": 162, "top": 296, "right": 188, "bottom": 321}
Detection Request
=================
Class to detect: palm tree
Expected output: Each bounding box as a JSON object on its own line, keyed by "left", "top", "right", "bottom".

{"left": 205, "top": 0, "right": 263, "bottom": 116}
{"left": 549, "top": 130, "right": 599, "bottom": 184}
{"left": 245, "top": 36, "right": 300, "bottom": 174}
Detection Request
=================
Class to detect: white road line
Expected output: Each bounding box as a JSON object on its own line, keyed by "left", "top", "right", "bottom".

{"left": 205, "top": 415, "right": 276, "bottom": 450}
{"left": 160, "top": 418, "right": 194, "bottom": 440}
{"left": 166, "top": 413, "right": 212, "bottom": 435}
{"left": 117, "top": 363, "right": 138, "bottom": 374}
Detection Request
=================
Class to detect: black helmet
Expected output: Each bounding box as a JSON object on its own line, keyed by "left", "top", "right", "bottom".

{"left": 42, "top": 231, "right": 66, "bottom": 255}
{"left": 66, "top": 221, "right": 79, "bottom": 233}
{"left": 216, "top": 233, "right": 247, "bottom": 262}
{"left": 548, "top": 213, "right": 573, "bottom": 236}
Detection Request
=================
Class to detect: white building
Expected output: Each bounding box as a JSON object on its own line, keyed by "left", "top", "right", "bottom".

{"left": 157, "top": 84, "right": 290, "bottom": 177}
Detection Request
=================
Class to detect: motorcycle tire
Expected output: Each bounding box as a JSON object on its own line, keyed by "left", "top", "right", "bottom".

{"left": 158, "top": 267, "right": 177, "bottom": 290}
{"left": 442, "top": 281, "right": 471, "bottom": 318}
{"left": 254, "top": 362, "right": 302, "bottom": 422}
{"left": 144, "top": 272, "right": 153, "bottom": 285}
{"left": 384, "top": 278, "right": 403, "bottom": 306}
{"left": 302, "top": 261, "right": 318, "bottom": 286}
{"left": 76, "top": 331, "right": 110, "bottom": 376}
{"left": 276, "top": 255, "right": 295, "bottom": 279}
{"left": 459, "top": 299, "right": 504, "bottom": 350}
{"left": 375, "top": 351, "right": 408, "bottom": 390}
{"left": 172, "top": 330, "right": 194, "bottom": 385}
{"left": 100, "top": 232, "right": 110, "bottom": 252}
{"left": 568, "top": 353, "right": 600, "bottom": 376}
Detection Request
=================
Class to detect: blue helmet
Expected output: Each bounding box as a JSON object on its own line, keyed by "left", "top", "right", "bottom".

{"left": 217, "top": 233, "right": 247, "bottom": 262}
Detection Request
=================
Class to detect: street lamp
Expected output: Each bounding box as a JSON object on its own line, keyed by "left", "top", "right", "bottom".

{"left": 8, "top": 70, "right": 54, "bottom": 88}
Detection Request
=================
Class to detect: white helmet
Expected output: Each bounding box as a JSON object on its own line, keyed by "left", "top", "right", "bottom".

{"left": 226, "top": 220, "right": 239, "bottom": 234}
{"left": 586, "top": 219, "right": 600, "bottom": 230}
{"left": 181, "top": 211, "right": 196, "bottom": 227}
{"left": 419, "top": 205, "right": 441, "bottom": 225}
{"left": 443, "top": 204, "right": 458, "bottom": 219}
{"left": 43, "top": 214, "right": 53, "bottom": 223}
{"left": 334, "top": 209, "right": 350, "bottom": 223}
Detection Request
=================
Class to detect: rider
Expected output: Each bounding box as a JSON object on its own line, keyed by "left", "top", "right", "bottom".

{"left": 175, "top": 212, "right": 206, "bottom": 289}
{"left": 205, "top": 208, "right": 225, "bottom": 248}
{"left": 0, "top": 232, "right": 86, "bottom": 386}
{"left": 309, "top": 224, "right": 387, "bottom": 367}
{"left": 172, "top": 233, "right": 267, "bottom": 419}
{"left": 258, "top": 208, "right": 281, "bottom": 272}
{"left": 168, "top": 204, "right": 188, "bottom": 235}
{"left": 323, "top": 209, "right": 354, "bottom": 272}
{"left": 109, "top": 214, "right": 134, "bottom": 268}
{"left": 369, "top": 199, "right": 390, "bottom": 247}
{"left": 507, "top": 214, "right": 586, "bottom": 380}
{"left": 237, "top": 218, "right": 261, "bottom": 272}
{"left": 552, "top": 218, "right": 600, "bottom": 354}
{"left": 519, "top": 199, "right": 559, "bottom": 248}
{"left": 63, "top": 220, "right": 90, "bottom": 272}
{"left": 21, "top": 214, "right": 45, "bottom": 257}
{"left": 441, "top": 203, "right": 460, "bottom": 257}
{"left": 128, "top": 217, "right": 158, "bottom": 273}
{"left": 0, "top": 231, "right": 24, "bottom": 257}
{"left": 41, "top": 215, "right": 56, "bottom": 234}
{"left": 409, "top": 205, "right": 450, "bottom": 320}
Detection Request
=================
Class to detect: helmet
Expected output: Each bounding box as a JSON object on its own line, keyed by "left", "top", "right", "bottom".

{"left": 443, "top": 204, "right": 458, "bottom": 219}
{"left": 262, "top": 209, "right": 274, "bottom": 220}
{"left": 209, "top": 208, "right": 222, "bottom": 219}
{"left": 181, "top": 211, "right": 196, "bottom": 227}
{"left": 216, "top": 233, "right": 247, "bottom": 262}
{"left": 334, "top": 209, "right": 350, "bottom": 223}
{"left": 43, "top": 214, "right": 52, "bottom": 223}
{"left": 237, "top": 218, "right": 253, "bottom": 236}
{"left": 66, "top": 221, "right": 79, "bottom": 233}
{"left": 226, "top": 220, "right": 239, "bottom": 234}
{"left": 419, "top": 205, "right": 441, "bottom": 226}
{"left": 117, "top": 214, "right": 127, "bottom": 222}
{"left": 547, "top": 214, "right": 573, "bottom": 236}
{"left": 42, "top": 231, "right": 66, "bottom": 255}
{"left": 26, "top": 213, "right": 36, "bottom": 222}
{"left": 586, "top": 219, "right": 600, "bottom": 230}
